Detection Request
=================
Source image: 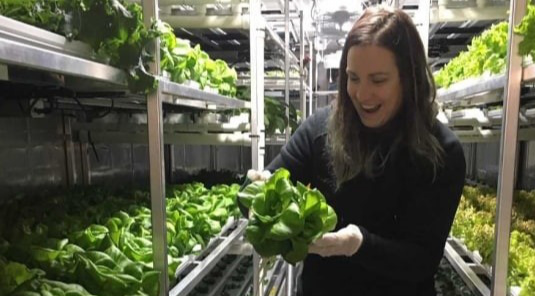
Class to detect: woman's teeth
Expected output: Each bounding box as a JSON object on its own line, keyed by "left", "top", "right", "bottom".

{"left": 361, "top": 104, "right": 381, "bottom": 112}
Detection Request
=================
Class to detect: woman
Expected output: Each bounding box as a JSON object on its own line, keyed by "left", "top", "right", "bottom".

{"left": 249, "top": 6, "right": 466, "bottom": 295}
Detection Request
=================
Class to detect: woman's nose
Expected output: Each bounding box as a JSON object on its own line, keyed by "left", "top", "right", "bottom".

{"left": 356, "top": 85, "right": 371, "bottom": 102}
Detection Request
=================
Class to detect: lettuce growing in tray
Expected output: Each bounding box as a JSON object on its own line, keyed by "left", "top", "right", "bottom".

{"left": 238, "top": 168, "right": 337, "bottom": 265}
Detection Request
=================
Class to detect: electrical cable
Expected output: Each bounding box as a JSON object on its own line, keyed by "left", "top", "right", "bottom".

{"left": 71, "top": 91, "right": 100, "bottom": 163}
{"left": 92, "top": 97, "right": 115, "bottom": 119}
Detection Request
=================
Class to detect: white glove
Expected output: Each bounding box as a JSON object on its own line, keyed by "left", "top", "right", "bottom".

{"left": 247, "top": 169, "right": 272, "bottom": 182}
{"left": 309, "top": 224, "right": 363, "bottom": 257}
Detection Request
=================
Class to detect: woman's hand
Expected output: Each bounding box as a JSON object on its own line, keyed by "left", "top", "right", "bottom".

{"left": 309, "top": 224, "right": 363, "bottom": 257}
{"left": 246, "top": 169, "right": 272, "bottom": 182}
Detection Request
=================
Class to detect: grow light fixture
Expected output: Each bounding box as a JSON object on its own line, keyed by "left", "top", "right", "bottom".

{"left": 180, "top": 28, "right": 194, "bottom": 36}
{"left": 206, "top": 4, "right": 233, "bottom": 15}
{"left": 209, "top": 28, "right": 228, "bottom": 35}
{"left": 171, "top": 4, "right": 197, "bottom": 16}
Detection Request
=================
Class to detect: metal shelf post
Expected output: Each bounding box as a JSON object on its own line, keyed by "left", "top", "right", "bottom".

{"left": 284, "top": 0, "right": 291, "bottom": 143}
{"left": 250, "top": 0, "right": 265, "bottom": 293}
{"left": 142, "top": 0, "right": 169, "bottom": 295}
{"left": 308, "top": 37, "right": 314, "bottom": 118}
{"left": 299, "top": 11, "right": 306, "bottom": 121}
{"left": 492, "top": 0, "right": 527, "bottom": 295}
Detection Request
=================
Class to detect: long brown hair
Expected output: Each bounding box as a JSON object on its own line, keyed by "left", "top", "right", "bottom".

{"left": 328, "top": 6, "right": 444, "bottom": 188}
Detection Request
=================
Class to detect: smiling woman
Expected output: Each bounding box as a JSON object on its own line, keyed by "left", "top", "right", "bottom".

{"left": 329, "top": 6, "right": 444, "bottom": 186}
{"left": 250, "top": 5, "right": 467, "bottom": 296}
{"left": 345, "top": 45, "right": 403, "bottom": 129}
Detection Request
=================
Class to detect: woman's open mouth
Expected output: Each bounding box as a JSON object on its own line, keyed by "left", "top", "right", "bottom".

{"left": 361, "top": 104, "right": 381, "bottom": 114}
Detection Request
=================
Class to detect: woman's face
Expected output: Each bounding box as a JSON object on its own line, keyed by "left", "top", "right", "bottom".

{"left": 346, "top": 45, "right": 403, "bottom": 128}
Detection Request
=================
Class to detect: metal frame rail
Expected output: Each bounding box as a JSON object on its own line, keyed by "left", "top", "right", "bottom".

{"left": 444, "top": 238, "right": 492, "bottom": 296}
{"left": 169, "top": 219, "right": 248, "bottom": 296}
{"left": 0, "top": 0, "right": 312, "bottom": 295}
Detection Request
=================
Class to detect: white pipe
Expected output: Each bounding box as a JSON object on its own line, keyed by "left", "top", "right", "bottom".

{"left": 161, "top": 14, "right": 250, "bottom": 29}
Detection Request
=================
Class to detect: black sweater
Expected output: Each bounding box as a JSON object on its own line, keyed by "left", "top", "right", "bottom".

{"left": 266, "top": 106, "right": 466, "bottom": 295}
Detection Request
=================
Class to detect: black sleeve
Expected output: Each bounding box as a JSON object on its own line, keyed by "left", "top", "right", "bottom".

{"left": 351, "top": 137, "right": 466, "bottom": 282}
{"left": 265, "top": 109, "right": 323, "bottom": 185}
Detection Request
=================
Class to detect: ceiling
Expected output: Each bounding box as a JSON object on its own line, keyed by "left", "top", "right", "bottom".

{"left": 160, "top": 0, "right": 509, "bottom": 72}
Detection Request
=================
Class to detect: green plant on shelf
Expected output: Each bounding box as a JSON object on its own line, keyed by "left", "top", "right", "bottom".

{"left": 0, "top": 0, "right": 239, "bottom": 97}
{"left": 0, "top": 182, "right": 242, "bottom": 295}
{"left": 434, "top": 3, "right": 535, "bottom": 89}
{"left": 451, "top": 185, "right": 535, "bottom": 294}
{"left": 434, "top": 22, "right": 508, "bottom": 88}
{"left": 515, "top": 3, "right": 535, "bottom": 63}
{"left": 156, "top": 21, "right": 238, "bottom": 97}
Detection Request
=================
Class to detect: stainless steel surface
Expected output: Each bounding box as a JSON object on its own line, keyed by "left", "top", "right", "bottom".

{"left": 286, "top": 263, "right": 294, "bottom": 296}
{"left": 216, "top": 146, "right": 244, "bottom": 172}
{"left": 169, "top": 219, "right": 248, "bottom": 296}
{"left": 250, "top": 0, "right": 265, "bottom": 173}
{"left": 207, "top": 255, "right": 245, "bottom": 296}
{"left": 416, "top": 0, "right": 430, "bottom": 55}
{"left": 237, "top": 77, "right": 301, "bottom": 90}
{"left": 56, "top": 97, "right": 147, "bottom": 111}
{"left": 161, "top": 15, "right": 250, "bottom": 30}
{"left": 142, "top": 0, "right": 168, "bottom": 295}
{"left": 455, "top": 127, "right": 535, "bottom": 143}
{"left": 264, "top": 258, "right": 286, "bottom": 296}
{"left": 444, "top": 240, "right": 491, "bottom": 295}
{"left": 430, "top": 5, "right": 508, "bottom": 23}
{"left": 0, "top": 63, "right": 7, "bottom": 80}
{"left": 62, "top": 115, "right": 77, "bottom": 186}
{"left": 523, "top": 64, "right": 535, "bottom": 83}
{"left": 314, "top": 39, "right": 319, "bottom": 114}
{"left": 254, "top": 252, "right": 262, "bottom": 295}
{"left": 299, "top": 11, "right": 306, "bottom": 122}
{"left": 158, "top": 0, "right": 245, "bottom": 5}
{"left": 250, "top": 1, "right": 264, "bottom": 293}
{"left": 86, "top": 143, "right": 133, "bottom": 185}
{"left": 0, "top": 37, "right": 127, "bottom": 87}
{"left": 284, "top": 0, "right": 291, "bottom": 144}
{"left": 314, "top": 90, "right": 338, "bottom": 96}
{"left": 0, "top": 117, "right": 65, "bottom": 195}
{"left": 518, "top": 141, "right": 535, "bottom": 189}
{"left": 0, "top": 16, "right": 96, "bottom": 60}
{"left": 161, "top": 80, "right": 250, "bottom": 109}
{"left": 238, "top": 269, "right": 254, "bottom": 296}
{"left": 492, "top": 0, "right": 526, "bottom": 294}
{"left": 73, "top": 121, "right": 250, "bottom": 134}
{"left": 80, "top": 142, "right": 91, "bottom": 185}
{"left": 174, "top": 218, "right": 238, "bottom": 277}
{"left": 74, "top": 130, "right": 253, "bottom": 146}
{"left": 265, "top": 24, "right": 299, "bottom": 65}
{"left": 436, "top": 74, "right": 505, "bottom": 104}
{"left": 308, "top": 40, "right": 313, "bottom": 118}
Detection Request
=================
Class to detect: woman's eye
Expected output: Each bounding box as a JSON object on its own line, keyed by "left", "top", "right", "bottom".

{"left": 373, "top": 79, "right": 386, "bottom": 84}
{"left": 349, "top": 77, "right": 359, "bottom": 83}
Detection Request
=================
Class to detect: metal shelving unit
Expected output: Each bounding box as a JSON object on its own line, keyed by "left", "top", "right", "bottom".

{"left": 237, "top": 76, "right": 301, "bottom": 90}
{"left": 0, "top": 1, "right": 267, "bottom": 296}
{"left": 432, "top": 1, "right": 532, "bottom": 295}
{"left": 169, "top": 219, "right": 248, "bottom": 296}
{"left": 0, "top": 18, "right": 250, "bottom": 111}
{"left": 160, "top": 80, "right": 250, "bottom": 109}
{"left": 436, "top": 64, "right": 535, "bottom": 107}
{"left": 431, "top": 5, "right": 509, "bottom": 23}
{"left": 436, "top": 74, "right": 506, "bottom": 106}
{"left": 0, "top": 18, "right": 126, "bottom": 92}
{"left": 444, "top": 238, "right": 491, "bottom": 296}
{"left": 206, "top": 255, "right": 246, "bottom": 296}
{"left": 0, "top": 0, "right": 310, "bottom": 295}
